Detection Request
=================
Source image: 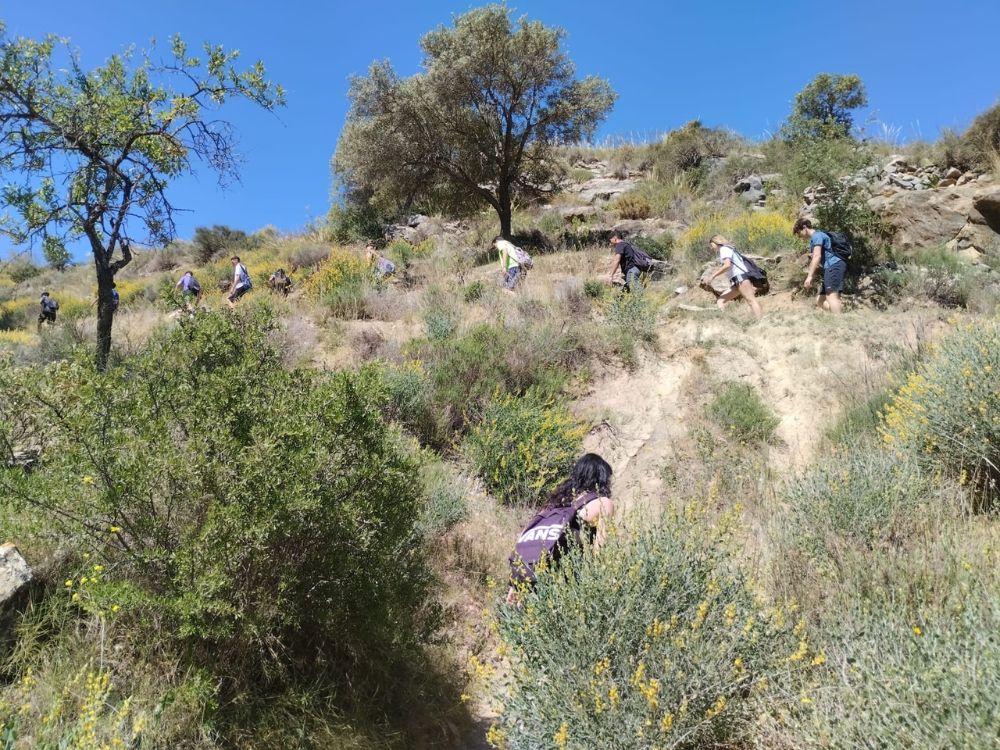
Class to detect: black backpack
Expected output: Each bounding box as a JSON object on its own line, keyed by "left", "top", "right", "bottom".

{"left": 624, "top": 242, "right": 655, "bottom": 272}
{"left": 828, "top": 231, "right": 853, "bottom": 261}
{"left": 509, "top": 492, "right": 597, "bottom": 585}
{"left": 732, "top": 248, "right": 770, "bottom": 295}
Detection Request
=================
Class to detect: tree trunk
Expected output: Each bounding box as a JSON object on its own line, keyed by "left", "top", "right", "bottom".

{"left": 497, "top": 182, "right": 513, "bottom": 238}
{"left": 94, "top": 258, "right": 115, "bottom": 372}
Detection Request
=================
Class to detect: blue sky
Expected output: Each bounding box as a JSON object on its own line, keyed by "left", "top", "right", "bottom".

{"left": 2, "top": 0, "right": 998, "bottom": 258}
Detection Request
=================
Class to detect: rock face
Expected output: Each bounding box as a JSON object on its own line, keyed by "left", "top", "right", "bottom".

{"left": 0, "top": 544, "right": 32, "bottom": 606}
{"left": 734, "top": 174, "right": 765, "bottom": 207}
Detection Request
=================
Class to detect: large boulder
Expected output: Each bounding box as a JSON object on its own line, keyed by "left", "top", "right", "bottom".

{"left": 0, "top": 544, "right": 31, "bottom": 606}
{"left": 868, "top": 183, "right": 980, "bottom": 251}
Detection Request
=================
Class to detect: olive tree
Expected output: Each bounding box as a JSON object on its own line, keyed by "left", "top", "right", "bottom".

{"left": 334, "top": 5, "right": 616, "bottom": 238}
{"left": 0, "top": 26, "right": 283, "bottom": 369}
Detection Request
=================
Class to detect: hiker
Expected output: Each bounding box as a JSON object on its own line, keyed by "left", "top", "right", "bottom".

{"left": 365, "top": 243, "right": 396, "bottom": 280}
{"left": 607, "top": 232, "right": 653, "bottom": 293}
{"left": 37, "top": 292, "right": 58, "bottom": 332}
{"left": 227, "top": 256, "right": 253, "bottom": 308}
{"left": 493, "top": 236, "right": 525, "bottom": 292}
{"left": 793, "top": 218, "right": 845, "bottom": 314}
{"left": 267, "top": 268, "right": 293, "bottom": 295}
{"left": 705, "top": 235, "right": 763, "bottom": 320}
{"left": 90, "top": 282, "right": 120, "bottom": 314}
{"left": 506, "top": 453, "right": 615, "bottom": 605}
{"left": 175, "top": 270, "right": 202, "bottom": 310}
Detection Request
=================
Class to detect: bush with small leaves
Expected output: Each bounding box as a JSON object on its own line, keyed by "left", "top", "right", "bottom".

{"left": 490, "top": 504, "right": 817, "bottom": 750}
{"left": 708, "top": 382, "right": 780, "bottom": 444}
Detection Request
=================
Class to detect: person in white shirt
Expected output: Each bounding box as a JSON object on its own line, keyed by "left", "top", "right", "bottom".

{"left": 706, "top": 234, "right": 762, "bottom": 320}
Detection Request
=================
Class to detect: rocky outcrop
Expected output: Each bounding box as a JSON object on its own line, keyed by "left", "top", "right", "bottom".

{"left": 0, "top": 544, "right": 31, "bottom": 606}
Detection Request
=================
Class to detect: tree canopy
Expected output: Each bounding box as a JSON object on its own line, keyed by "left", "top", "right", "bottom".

{"left": 786, "top": 73, "right": 868, "bottom": 140}
{"left": 333, "top": 4, "right": 616, "bottom": 238}
{"left": 0, "top": 25, "right": 284, "bottom": 368}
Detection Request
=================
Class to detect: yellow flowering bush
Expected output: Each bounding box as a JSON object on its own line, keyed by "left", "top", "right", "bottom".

{"left": 880, "top": 319, "right": 1000, "bottom": 505}
{"left": 302, "top": 245, "right": 371, "bottom": 318}
{"left": 680, "top": 210, "right": 794, "bottom": 259}
{"left": 0, "top": 666, "right": 151, "bottom": 749}
{"left": 464, "top": 388, "right": 586, "bottom": 505}
{"left": 491, "top": 504, "right": 814, "bottom": 749}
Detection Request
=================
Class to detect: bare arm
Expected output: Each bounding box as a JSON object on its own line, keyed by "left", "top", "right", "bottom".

{"left": 608, "top": 254, "right": 621, "bottom": 281}
{"left": 710, "top": 258, "right": 732, "bottom": 280}
{"left": 804, "top": 246, "right": 822, "bottom": 288}
{"left": 579, "top": 496, "right": 615, "bottom": 549}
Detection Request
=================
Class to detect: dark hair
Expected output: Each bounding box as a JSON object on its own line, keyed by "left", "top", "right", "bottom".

{"left": 792, "top": 218, "right": 813, "bottom": 234}
{"left": 231, "top": 255, "right": 241, "bottom": 262}
{"left": 492, "top": 235, "right": 503, "bottom": 245}
{"left": 546, "top": 453, "right": 613, "bottom": 508}
{"left": 41, "top": 291, "right": 49, "bottom": 296}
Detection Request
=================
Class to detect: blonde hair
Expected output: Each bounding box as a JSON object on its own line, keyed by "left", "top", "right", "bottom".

{"left": 709, "top": 234, "right": 731, "bottom": 247}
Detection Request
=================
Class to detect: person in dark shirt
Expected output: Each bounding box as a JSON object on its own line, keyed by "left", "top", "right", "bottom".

{"left": 607, "top": 232, "right": 646, "bottom": 293}
{"left": 37, "top": 292, "right": 58, "bottom": 332}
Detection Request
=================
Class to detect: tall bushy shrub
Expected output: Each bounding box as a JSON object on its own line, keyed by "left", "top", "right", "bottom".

{"left": 490, "top": 506, "right": 816, "bottom": 750}
{"left": 303, "top": 246, "right": 372, "bottom": 318}
{"left": 464, "top": 389, "right": 585, "bottom": 505}
{"left": 0, "top": 310, "right": 437, "bottom": 686}
{"left": 880, "top": 319, "right": 1000, "bottom": 506}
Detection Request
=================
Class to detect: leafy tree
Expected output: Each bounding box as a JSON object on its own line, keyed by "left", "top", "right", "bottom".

{"left": 786, "top": 73, "right": 868, "bottom": 140}
{"left": 192, "top": 224, "right": 252, "bottom": 263}
{"left": 334, "top": 5, "right": 616, "bottom": 238}
{"left": 0, "top": 25, "right": 283, "bottom": 368}
{"left": 42, "top": 236, "right": 71, "bottom": 271}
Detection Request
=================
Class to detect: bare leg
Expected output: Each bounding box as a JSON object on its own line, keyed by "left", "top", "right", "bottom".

{"left": 738, "top": 279, "right": 763, "bottom": 320}
{"left": 826, "top": 291, "right": 843, "bottom": 314}
{"left": 716, "top": 286, "right": 741, "bottom": 310}
{"left": 816, "top": 293, "right": 828, "bottom": 311}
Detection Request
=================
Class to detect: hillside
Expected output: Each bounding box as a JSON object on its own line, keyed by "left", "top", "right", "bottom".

{"left": 2, "top": 133, "right": 999, "bottom": 749}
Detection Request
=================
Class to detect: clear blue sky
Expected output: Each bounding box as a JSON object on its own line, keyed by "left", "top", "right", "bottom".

{"left": 2, "top": 0, "right": 998, "bottom": 257}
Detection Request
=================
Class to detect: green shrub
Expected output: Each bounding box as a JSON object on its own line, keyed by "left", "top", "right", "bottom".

{"left": 778, "top": 549, "right": 1000, "bottom": 750}
{"left": 650, "top": 120, "right": 737, "bottom": 184}
{"left": 958, "top": 101, "right": 1000, "bottom": 170}
{"left": 491, "top": 506, "right": 816, "bottom": 750}
{"left": 610, "top": 192, "right": 652, "bottom": 220}
{"left": 412, "top": 323, "right": 576, "bottom": 436}
{"left": 381, "top": 360, "right": 442, "bottom": 445}
{"left": 783, "top": 441, "right": 940, "bottom": 566}
{"left": 463, "top": 279, "right": 486, "bottom": 302}
{"left": 464, "top": 389, "right": 585, "bottom": 505}
{"left": 633, "top": 233, "right": 674, "bottom": 261}
{"left": 881, "top": 319, "right": 1000, "bottom": 506}
{"left": 708, "top": 382, "right": 779, "bottom": 443}
{"left": 423, "top": 288, "right": 459, "bottom": 340}
{"left": 0, "top": 309, "right": 438, "bottom": 703}
{"left": 823, "top": 387, "right": 893, "bottom": 447}
{"left": 583, "top": 279, "right": 605, "bottom": 299}
{"left": 418, "top": 461, "right": 468, "bottom": 535}
{"left": 604, "top": 287, "right": 659, "bottom": 343}
{"left": 192, "top": 224, "right": 254, "bottom": 264}
{"left": 6, "top": 261, "right": 41, "bottom": 284}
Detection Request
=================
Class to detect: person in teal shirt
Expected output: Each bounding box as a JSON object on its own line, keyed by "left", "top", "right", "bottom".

{"left": 794, "top": 218, "right": 845, "bottom": 314}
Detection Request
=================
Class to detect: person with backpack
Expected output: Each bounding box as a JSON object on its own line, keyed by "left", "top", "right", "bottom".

{"left": 365, "top": 243, "right": 396, "bottom": 280}
{"left": 705, "top": 234, "right": 764, "bottom": 320}
{"left": 506, "top": 453, "right": 615, "bottom": 605}
{"left": 175, "top": 270, "right": 202, "bottom": 310}
{"left": 37, "top": 291, "right": 58, "bottom": 332}
{"left": 227, "top": 255, "right": 253, "bottom": 308}
{"left": 267, "top": 268, "right": 293, "bottom": 295}
{"left": 607, "top": 232, "right": 654, "bottom": 293}
{"left": 793, "top": 218, "right": 847, "bottom": 314}
{"left": 493, "top": 235, "right": 531, "bottom": 293}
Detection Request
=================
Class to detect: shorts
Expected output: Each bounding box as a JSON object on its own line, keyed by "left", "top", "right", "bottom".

{"left": 38, "top": 311, "right": 56, "bottom": 324}
{"left": 228, "top": 284, "right": 251, "bottom": 303}
{"left": 822, "top": 260, "right": 846, "bottom": 295}
{"left": 730, "top": 272, "right": 752, "bottom": 287}
{"left": 503, "top": 265, "right": 522, "bottom": 290}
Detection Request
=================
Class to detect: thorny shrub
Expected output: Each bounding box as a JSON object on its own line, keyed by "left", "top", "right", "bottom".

{"left": 489, "top": 503, "right": 817, "bottom": 750}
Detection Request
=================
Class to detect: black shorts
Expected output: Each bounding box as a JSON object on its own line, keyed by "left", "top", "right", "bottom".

{"left": 822, "top": 261, "right": 846, "bottom": 295}
{"left": 730, "top": 272, "right": 752, "bottom": 287}
{"left": 38, "top": 311, "right": 56, "bottom": 324}
{"left": 228, "top": 284, "right": 251, "bottom": 303}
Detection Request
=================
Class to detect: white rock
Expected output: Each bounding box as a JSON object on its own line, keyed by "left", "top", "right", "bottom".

{"left": 0, "top": 544, "right": 31, "bottom": 605}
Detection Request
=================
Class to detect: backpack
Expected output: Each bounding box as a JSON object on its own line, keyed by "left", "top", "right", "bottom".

{"left": 377, "top": 257, "right": 396, "bottom": 275}
{"left": 510, "top": 245, "right": 533, "bottom": 270}
{"left": 828, "top": 231, "right": 853, "bottom": 261}
{"left": 732, "top": 248, "right": 770, "bottom": 295}
{"left": 189, "top": 277, "right": 201, "bottom": 294}
{"left": 111, "top": 289, "right": 120, "bottom": 311}
{"left": 509, "top": 492, "right": 597, "bottom": 585}
{"left": 623, "top": 241, "right": 655, "bottom": 272}
{"left": 237, "top": 263, "right": 252, "bottom": 288}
